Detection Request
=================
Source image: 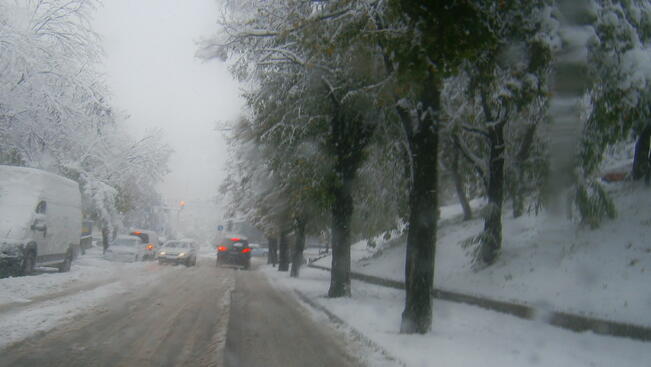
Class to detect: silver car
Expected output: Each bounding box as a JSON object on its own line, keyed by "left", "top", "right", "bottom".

{"left": 157, "top": 239, "right": 197, "bottom": 266}
{"left": 104, "top": 235, "right": 147, "bottom": 262}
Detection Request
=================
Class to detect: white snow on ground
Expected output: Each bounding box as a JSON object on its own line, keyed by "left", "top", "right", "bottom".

{"left": 0, "top": 281, "right": 125, "bottom": 348}
{"left": 1, "top": 247, "right": 147, "bottom": 306}
{"left": 0, "top": 247, "right": 181, "bottom": 348}
{"left": 263, "top": 265, "right": 651, "bottom": 367}
{"left": 198, "top": 244, "right": 219, "bottom": 259}
{"left": 315, "top": 182, "right": 651, "bottom": 327}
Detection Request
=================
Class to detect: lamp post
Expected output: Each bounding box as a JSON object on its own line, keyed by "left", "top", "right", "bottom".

{"left": 177, "top": 200, "right": 186, "bottom": 232}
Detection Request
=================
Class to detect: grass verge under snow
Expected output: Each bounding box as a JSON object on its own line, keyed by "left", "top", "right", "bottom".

{"left": 263, "top": 265, "right": 651, "bottom": 367}
{"left": 315, "top": 181, "right": 651, "bottom": 327}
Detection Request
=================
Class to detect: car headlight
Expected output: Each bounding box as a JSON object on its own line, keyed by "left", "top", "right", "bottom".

{"left": 159, "top": 251, "right": 166, "bottom": 256}
{"left": 178, "top": 252, "right": 186, "bottom": 257}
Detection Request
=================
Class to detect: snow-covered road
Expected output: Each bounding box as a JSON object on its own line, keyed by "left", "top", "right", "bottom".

{"left": 0, "top": 248, "right": 184, "bottom": 348}
{"left": 0, "top": 250, "right": 233, "bottom": 366}
{"left": 225, "top": 263, "right": 366, "bottom": 367}
{"left": 0, "top": 250, "right": 371, "bottom": 367}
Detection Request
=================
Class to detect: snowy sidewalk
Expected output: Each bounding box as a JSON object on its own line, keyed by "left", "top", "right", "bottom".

{"left": 262, "top": 265, "right": 651, "bottom": 367}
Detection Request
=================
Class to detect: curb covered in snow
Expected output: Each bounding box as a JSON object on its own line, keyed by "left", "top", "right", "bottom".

{"left": 293, "top": 289, "right": 407, "bottom": 367}
{"left": 308, "top": 264, "right": 651, "bottom": 342}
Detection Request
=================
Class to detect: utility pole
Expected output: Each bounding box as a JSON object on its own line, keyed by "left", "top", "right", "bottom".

{"left": 177, "top": 200, "right": 186, "bottom": 233}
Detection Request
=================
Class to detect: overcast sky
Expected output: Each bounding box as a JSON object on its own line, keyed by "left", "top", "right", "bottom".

{"left": 93, "top": 0, "right": 241, "bottom": 207}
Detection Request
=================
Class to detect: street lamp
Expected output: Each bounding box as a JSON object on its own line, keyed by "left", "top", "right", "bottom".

{"left": 177, "top": 200, "right": 186, "bottom": 232}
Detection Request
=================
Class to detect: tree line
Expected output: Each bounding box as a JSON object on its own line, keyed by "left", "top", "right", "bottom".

{"left": 200, "top": 0, "right": 651, "bottom": 334}
{"left": 0, "top": 0, "right": 171, "bottom": 239}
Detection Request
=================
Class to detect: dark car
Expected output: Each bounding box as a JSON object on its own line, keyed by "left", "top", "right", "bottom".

{"left": 216, "top": 236, "right": 251, "bottom": 269}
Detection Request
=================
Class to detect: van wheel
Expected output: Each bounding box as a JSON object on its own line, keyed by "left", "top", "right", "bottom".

{"left": 21, "top": 250, "right": 36, "bottom": 276}
{"left": 59, "top": 251, "right": 73, "bottom": 273}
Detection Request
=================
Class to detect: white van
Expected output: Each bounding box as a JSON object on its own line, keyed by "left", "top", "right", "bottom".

{"left": 104, "top": 234, "right": 148, "bottom": 262}
{"left": 0, "top": 165, "right": 82, "bottom": 275}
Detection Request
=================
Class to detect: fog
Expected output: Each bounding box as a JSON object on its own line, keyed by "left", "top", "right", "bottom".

{"left": 93, "top": 0, "right": 242, "bottom": 209}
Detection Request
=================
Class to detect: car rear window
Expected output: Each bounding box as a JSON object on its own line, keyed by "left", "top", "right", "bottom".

{"left": 114, "top": 238, "right": 137, "bottom": 247}
{"left": 219, "top": 237, "right": 249, "bottom": 247}
{"left": 130, "top": 232, "right": 149, "bottom": 243}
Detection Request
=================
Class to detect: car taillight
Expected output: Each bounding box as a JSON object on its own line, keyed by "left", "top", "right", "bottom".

{"left": 241, "top": 248, "right": 251, "bottom": 253}
{"left": 230, "top": 237, "right": 241, "bottom": 241}
{"left": 218, "top": 246, "right": 227, "bottom": 252}
{"left": 146, "top": 244, "right": 154, "bottom": 250}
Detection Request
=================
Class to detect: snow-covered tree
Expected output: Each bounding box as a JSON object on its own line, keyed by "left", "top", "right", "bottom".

{"left": 585, "top": 0, "right": 651, "bottom": 182}
{"left": 383, "top": 0, "right": 499, "bottom": 334}
{"left": 444, "top": 1, "right": 557, "bottom": 267}
{"left": 0, "top": 0, "right": 171, "bottom": 239}
{"left": 202, "top": 0, "right": 392, "bottom": 294}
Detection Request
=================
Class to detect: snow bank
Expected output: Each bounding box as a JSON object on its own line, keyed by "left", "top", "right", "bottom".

{"left": 264, "top": 266, "right": 651, "bottom": 367}
{"left": 315, "top": 182, "right": 651, "bottom": 327}
{"left": 0, "top": 248, "right": 153, "bottom": 306}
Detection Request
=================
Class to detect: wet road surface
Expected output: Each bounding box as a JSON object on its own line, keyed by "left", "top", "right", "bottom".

{"left": 224, "top": 267, "right": 363, "bottom": 367}
{"left": 0, "top": 258, "right": 232, "bottom": 367}
{"left": 0, "top": 258, "right": 364, "bottom": 367}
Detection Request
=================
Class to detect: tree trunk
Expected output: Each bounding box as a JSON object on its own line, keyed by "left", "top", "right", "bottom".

{"left": 506, "top": 168, "right": 525, "bottom": 218}
{"left": 450, "top": 148, "right": 472, "bottom": 221}
{"left": 510, "top": 171, "right": 525, "bottom": 218}
{"left": 323, "top": 83, "right": 374, "bottom": 297}
{"left": 327, "top": 109, "right": 365, "bottom": 298}
{"left": 290, "top": 218, "right": 306, "bottom": 278}
{"left": 278, "top": 231, "right": 289, "bottom": 271}
{"left": 480, "top": 121, "right": 505, "bottom": 266}
{"left": 512, "top": 123, "right": 537, "bottom": 218}
{"left": 632, "top": 125, "right": 651, "bottom": 180}
{"left": 512, "top": 181, "right": 524, "bottom": 218}
{"left": 267, "top": 237, "right": 278, "bottom": 266}
{"left": 328, "top": 170, "right": 354, "bottom": 296}
{"left": 400, "top": 75, "right": 440, "bottom": 334}
{"left": 101, "top": 226, "right": 110, "bottom": 254}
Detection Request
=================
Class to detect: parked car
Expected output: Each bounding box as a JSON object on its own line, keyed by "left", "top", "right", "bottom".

{"left": 0, "top": 165, "right": 81, "bottom": 275}
{"left": 104, "top": 235, "right": 146, "bottom": 262}
{"left": 158, "top": 239, "right": 197, "bottom": 266}
{"left": 216, "top": 236, "right": 251, "bottom": 269}
{"left": 129, "top": 229, "right": 159, "bottom": 260}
